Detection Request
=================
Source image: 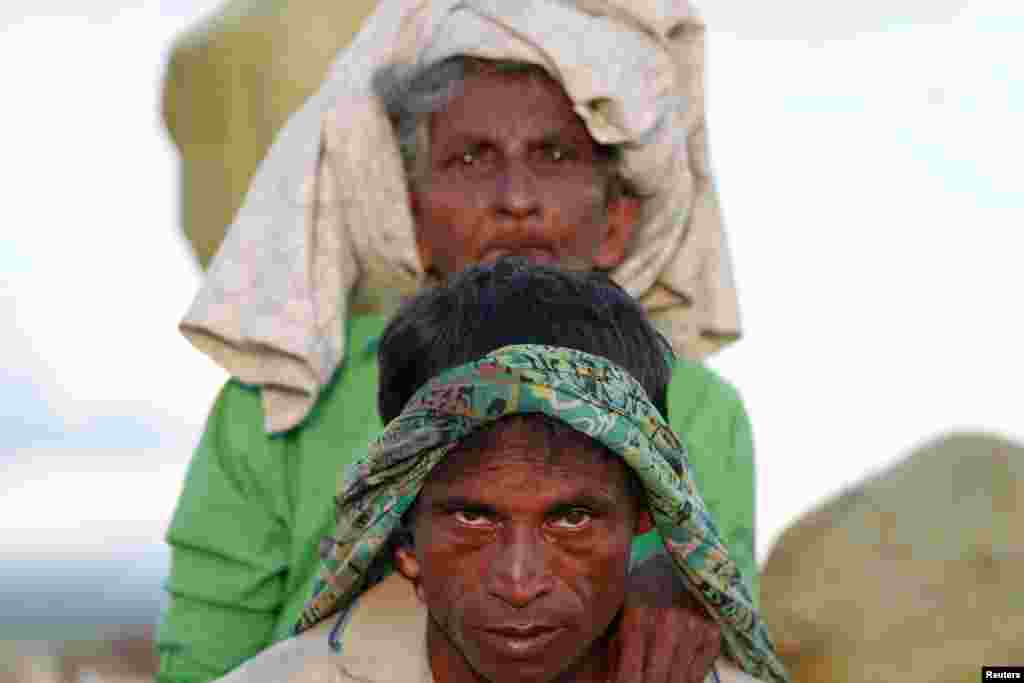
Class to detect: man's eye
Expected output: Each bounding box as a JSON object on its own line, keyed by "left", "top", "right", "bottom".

{"left": 549, "top": 509, "right": 592, "bottom": 530}
{"left": 454, "top": 510, "right": 493, "bottom": 527}
{"left": 460, "top": 152, "right": 477, "bottom": 165}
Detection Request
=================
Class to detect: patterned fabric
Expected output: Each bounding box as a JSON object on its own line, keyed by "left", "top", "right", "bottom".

{"left": 179, "top": 0, "right": 742, "bottom": 434}
{"left": 295, "top": 345, "right": 788, "bottom": 683}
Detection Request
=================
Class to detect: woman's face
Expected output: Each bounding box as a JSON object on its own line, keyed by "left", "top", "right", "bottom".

{"left": 409, "top": 66, "right": 638, "bottom": 279}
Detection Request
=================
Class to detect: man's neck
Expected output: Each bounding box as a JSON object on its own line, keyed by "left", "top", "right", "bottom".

{"left": 426, "top": 616, "right": 615, "bottom": 683}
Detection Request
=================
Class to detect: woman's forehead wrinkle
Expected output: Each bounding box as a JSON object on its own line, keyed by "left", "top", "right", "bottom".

{"left": 431, "top": 70, "right": 594, "bottom": 150}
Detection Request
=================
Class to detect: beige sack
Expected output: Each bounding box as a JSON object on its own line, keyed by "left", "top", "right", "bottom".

{"left": 162, "top": 0, "right": 379, "bottom": 268}
{"left": 761, "top": 432, "right": 1024, "bottom": 683}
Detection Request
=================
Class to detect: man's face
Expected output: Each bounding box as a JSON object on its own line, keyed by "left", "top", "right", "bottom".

{"left": 395, "top": 417, "right": 647, "bottom": 683}
{"left": 410, "top": 65, "right": 638, "bottom": 278}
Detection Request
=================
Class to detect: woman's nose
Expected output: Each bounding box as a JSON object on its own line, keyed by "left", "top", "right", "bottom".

{"left": 495, "top": 159, "right": 540, "bottom": 218}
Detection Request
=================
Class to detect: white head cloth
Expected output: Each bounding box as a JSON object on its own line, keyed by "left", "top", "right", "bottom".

{"left": 180, "top": 0, "right": 742, "bottom": 434}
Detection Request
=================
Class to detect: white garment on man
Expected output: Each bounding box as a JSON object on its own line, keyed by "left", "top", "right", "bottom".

{"left": 216, "top": 574, "right": 766, "bottom": 683}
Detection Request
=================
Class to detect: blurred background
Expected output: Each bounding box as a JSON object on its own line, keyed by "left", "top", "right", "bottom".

{"left": 2, "top": 0, "right": 1021, "bottom": 680}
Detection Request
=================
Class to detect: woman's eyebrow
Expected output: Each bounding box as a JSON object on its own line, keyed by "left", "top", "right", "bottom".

{"left": 438, "top": 132, "right": 491, "bottom": 146}
{"left": 532, "top": 126, "right": 591, "bottom": 147}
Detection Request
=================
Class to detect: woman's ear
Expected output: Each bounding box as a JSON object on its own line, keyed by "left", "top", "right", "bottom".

{"left": 594, "top": 195, "right": 640, "bottom": 269}
{"left": 409, "top": 191, "right": 433, "bottom": 274}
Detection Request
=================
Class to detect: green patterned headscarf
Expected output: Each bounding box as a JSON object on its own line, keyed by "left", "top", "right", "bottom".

{"left": 296, "top": 344, "right": 788, "bottom": 683}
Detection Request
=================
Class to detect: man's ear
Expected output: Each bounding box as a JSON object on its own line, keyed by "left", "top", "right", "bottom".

{"left": 635, "top": 508, "right": 653, "bottom": 536}
{"left": 394, "top": 544, "right": 421, "bottom": 582}
{"left": 394, "top": 544, "right": 427, "bottom": 603}
{"left": 594, "top": 194, "right": 640, "bottom": 270}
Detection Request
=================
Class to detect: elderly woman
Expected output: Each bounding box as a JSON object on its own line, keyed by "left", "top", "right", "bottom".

{"left": 162, "top": 3, "right": 755, "bottom": 682}
{"left": 216, "top": 259, "right": 787, "bottom": 683}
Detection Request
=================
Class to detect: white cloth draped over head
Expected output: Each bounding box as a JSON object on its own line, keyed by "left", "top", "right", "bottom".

{"left": 180, "top": 0, "right": 743, "bottom": 434}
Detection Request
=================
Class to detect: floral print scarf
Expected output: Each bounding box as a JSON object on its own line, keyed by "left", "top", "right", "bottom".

{"left": 296, "top": 344, "right": 788, "bottom": 683}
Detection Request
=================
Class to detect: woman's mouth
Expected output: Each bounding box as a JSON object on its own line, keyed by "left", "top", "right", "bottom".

{"left": 482, "top": 247, "right": 557, "bottom": 265}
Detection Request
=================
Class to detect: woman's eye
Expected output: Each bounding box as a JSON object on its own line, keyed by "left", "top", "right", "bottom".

{"left": 550, "top": 509, "right": 592, "bottom": 530}
{"left": 454, "top": 510, "right": 492, "bottom": 527}
{"left": 543, "top": 145, "right": 569, "bottom": 162}
{"left": 443, "top": 150, "right": 480, "bottom": 168}
{"left": 446, "top": 147, "right": 496, "bottom": 171}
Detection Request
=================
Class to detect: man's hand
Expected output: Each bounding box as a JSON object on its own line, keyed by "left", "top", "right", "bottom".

{"left": 613, "top": 553, "right": 721, "bottom": 683}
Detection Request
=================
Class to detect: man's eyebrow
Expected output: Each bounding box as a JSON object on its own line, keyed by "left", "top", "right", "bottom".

{"left": 548, "top": 491, "right": 620, "bottom": 514}
{"left": 429, "top": 495, "right": 498, "bottom": 513}
{"left": 429, "top": 491, "right": 623, "bottom": 514}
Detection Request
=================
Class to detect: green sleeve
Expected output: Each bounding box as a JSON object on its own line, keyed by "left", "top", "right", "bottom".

{"left": 630, "top": 359, "right": 758, "bottom": 604}
{"left": 156, "top": 381, "right": 290, "bottom": 683}
{"left": 722, "top": 395, "right": 758, "bottom": 602}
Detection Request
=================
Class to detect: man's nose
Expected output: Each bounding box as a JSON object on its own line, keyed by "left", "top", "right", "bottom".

{"left": 496, "top": 159, "right": 540, "bottom": 218}
{"left": 486, "top": 528, "right": 554, "bottom": 608}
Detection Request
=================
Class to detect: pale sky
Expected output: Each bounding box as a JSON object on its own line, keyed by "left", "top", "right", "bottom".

{"left": 1, "top": 0, "right": 1021, "bottom": 618}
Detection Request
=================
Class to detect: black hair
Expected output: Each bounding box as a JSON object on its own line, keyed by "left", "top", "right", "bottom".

{"left": 377, "top": 258, "right": 674, "bottom": 423}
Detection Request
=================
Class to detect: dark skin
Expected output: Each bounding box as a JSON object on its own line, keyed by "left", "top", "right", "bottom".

{"left": 410, "top": 62, "right": 636, "bottom": 276}
{"left": 396, "top": 417, "right": 652, "bottom": 683}
{"left": 407, "top": 64, "right": 721, "bottom": 683}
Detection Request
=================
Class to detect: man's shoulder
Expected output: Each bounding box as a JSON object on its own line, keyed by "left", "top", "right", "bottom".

{"left": 713, "top": 660, "right": 769, "bottom": 683}
{"left": 222, "top": 576, "right": 430, "bottom": 683}
{"left": 214, "top": 620, "right": 339, "bottom": 683}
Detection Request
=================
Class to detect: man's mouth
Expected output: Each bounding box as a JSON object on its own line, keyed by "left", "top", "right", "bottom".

{"left": 479, "top": 624, "right": 565, "bottom": 659}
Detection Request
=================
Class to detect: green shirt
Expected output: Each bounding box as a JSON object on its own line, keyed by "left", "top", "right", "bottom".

{"left": 156, "top": 313, "right": 756, "bottom": 683}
